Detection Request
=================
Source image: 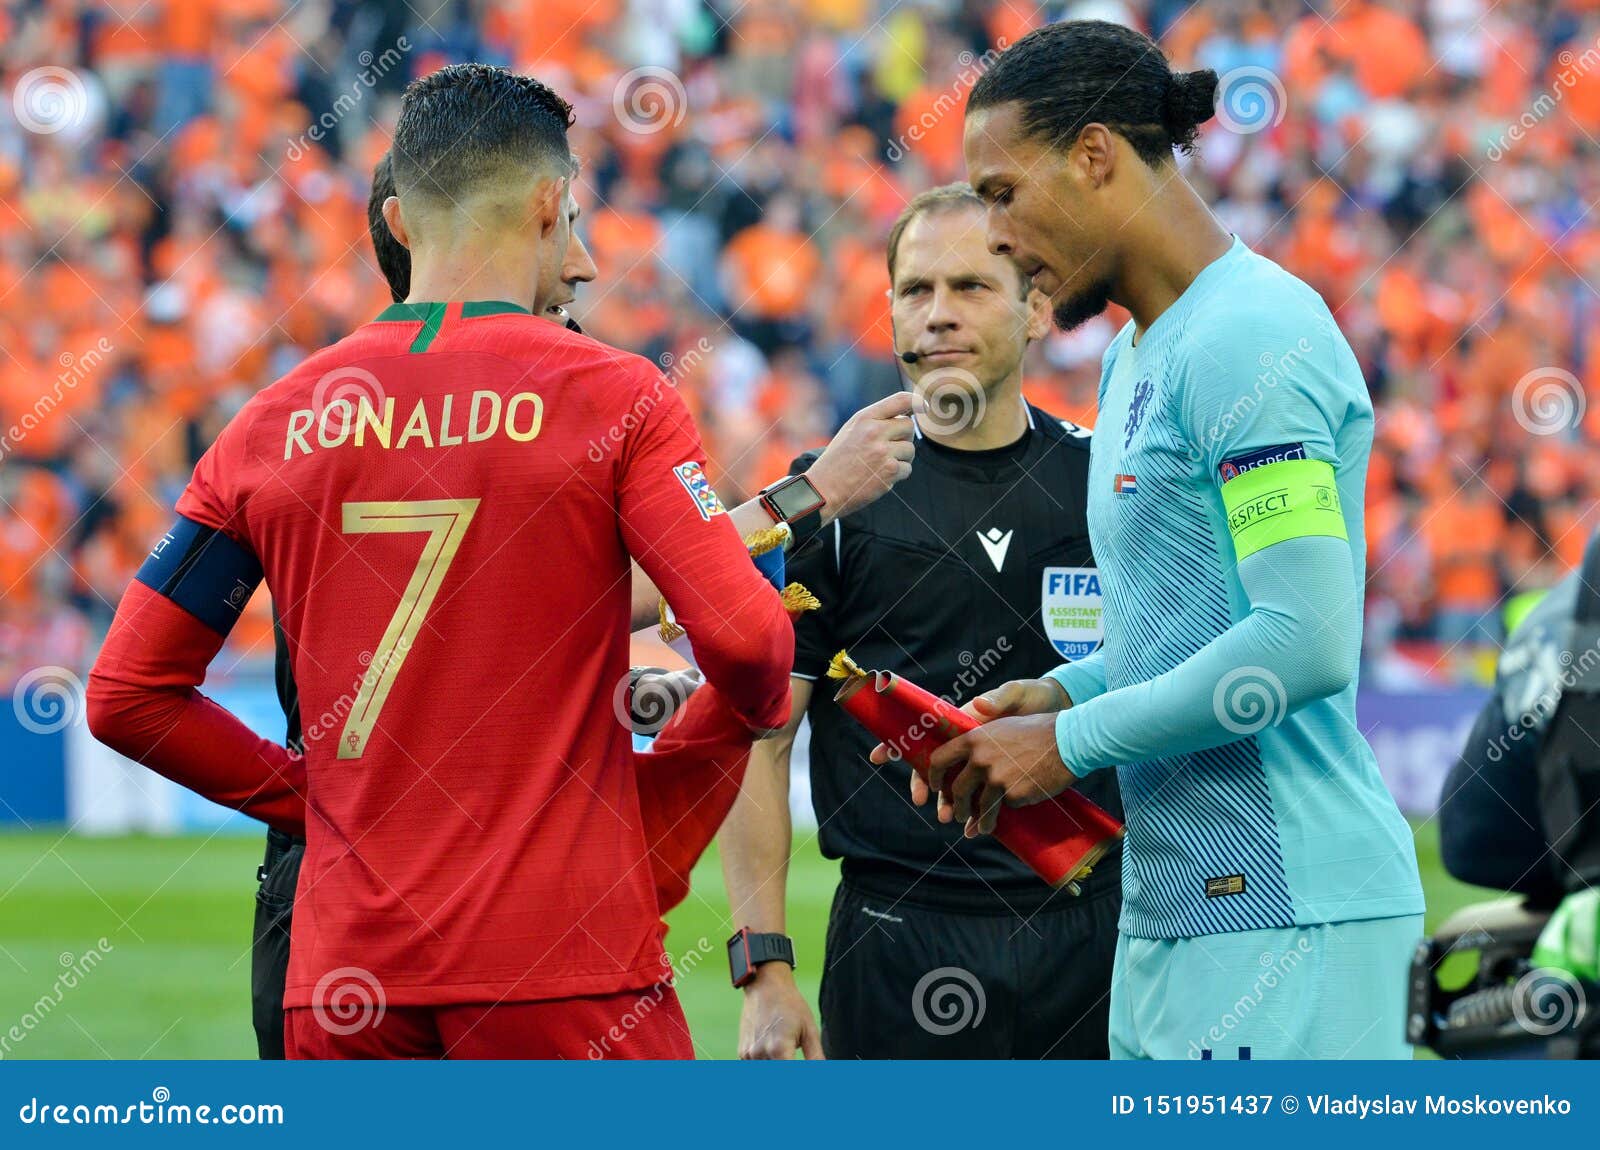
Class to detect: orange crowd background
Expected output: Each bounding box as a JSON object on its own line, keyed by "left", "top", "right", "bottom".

{"left": 3, "top": 0, "right": 1599, "bottom": 690}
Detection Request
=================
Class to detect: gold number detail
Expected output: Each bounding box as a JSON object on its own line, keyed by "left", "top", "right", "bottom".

{"left": 337, "top": 498, "right": 479, "bottom": 759}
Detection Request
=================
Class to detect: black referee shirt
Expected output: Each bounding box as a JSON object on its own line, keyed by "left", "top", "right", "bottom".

{"left": 788, "top": 403, "right": 1123, "bottom": 899}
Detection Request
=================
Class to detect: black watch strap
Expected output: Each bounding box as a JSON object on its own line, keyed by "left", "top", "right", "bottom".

{"left": 728, "top": 928, "right": 795, "bottom": 987}
{"left": 786, "top": 507, "right": 825, "bottom": 552}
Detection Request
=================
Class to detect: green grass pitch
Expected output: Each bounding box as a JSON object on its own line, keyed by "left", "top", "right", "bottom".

{"left": 0, "top": 823, "right": 1490, "bottom": 1059}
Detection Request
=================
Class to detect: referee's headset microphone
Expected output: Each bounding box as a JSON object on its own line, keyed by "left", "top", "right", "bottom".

{"left": 891, "top": 314, "right": 921, "bottom": 363}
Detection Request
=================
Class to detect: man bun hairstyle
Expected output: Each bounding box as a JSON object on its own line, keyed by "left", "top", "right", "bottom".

{"left": 1161, "top": 68, "right": 1220, "bottom": 151}
{"left": 969, "top": 20, "right": 1218, "bottom": 163}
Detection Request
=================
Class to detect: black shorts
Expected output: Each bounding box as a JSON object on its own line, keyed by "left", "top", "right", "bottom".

{"left": 251, "top": 828, "right": 303, "bottom": 1060}
{"left": 818, "top": 861, "right": 1120, "bottom": 1059}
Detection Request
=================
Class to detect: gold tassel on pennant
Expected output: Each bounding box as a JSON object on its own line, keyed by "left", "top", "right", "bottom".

{"left": 657, "top": 598, "right": 685, "bottom": 643}
{"left": 658, "top": 526, "right": 808, "bottom": 644}
{"left": 743, "top": 523, "right": 792, "bottom": 558}
{"left": 827, "top": 649, "right": 868, "bottom": 681}
{"left": 781, "top": 582, "right": 820, "bottom": 616}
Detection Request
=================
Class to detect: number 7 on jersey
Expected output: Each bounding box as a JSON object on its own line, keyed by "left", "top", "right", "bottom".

{"left": 338, "top": 499, "right": 479, "bottom": 759}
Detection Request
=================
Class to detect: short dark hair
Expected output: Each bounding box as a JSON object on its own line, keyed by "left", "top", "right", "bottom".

{"left": 367, "top": 154, "right": 410, "bottom": 302}
{"left": 886, "top": 183, "right": 1025, "bottom": 297}
{"left": 969, "top": 20, "right": 1217, "bottom": 164}
{"left": 390, "top": 63, "right": 575, "bottom": 206}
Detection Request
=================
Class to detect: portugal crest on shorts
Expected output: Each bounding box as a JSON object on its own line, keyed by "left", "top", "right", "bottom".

{"left": 1041, "top": 566, "right": 1104, "bottom": 660}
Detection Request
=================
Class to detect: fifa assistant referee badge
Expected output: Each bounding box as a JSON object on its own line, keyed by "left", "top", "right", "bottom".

{"left": 727, "top": 927, "right": 796, "bottom": 988}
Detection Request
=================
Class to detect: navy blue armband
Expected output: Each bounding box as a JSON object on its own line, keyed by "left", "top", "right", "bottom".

{"left": 134, "top": 515, "right": 263, "bottom": 635}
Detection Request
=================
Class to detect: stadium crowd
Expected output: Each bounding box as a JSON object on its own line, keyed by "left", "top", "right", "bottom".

{"left": 3, "top": 0, "right": 1600, "bottom": 690}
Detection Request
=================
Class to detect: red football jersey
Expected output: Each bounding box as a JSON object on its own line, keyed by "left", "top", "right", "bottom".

{"left": 176, "top": 301, "right": 793, "bottom": 1007}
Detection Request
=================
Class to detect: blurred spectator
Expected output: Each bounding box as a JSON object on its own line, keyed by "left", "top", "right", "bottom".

{"left": 4, "top": 0, "right": 1600, "bottom": 691}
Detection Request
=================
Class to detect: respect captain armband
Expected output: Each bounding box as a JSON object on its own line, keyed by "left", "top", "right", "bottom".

{"left": 1219, "top": 457, "right": 1347, "bottom": 562}
{"left": 134, "top": 515, "right": 263, "bottom": 635}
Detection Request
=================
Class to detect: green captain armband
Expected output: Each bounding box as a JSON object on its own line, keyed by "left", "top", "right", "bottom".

{"left": 1219, "top": 458, "right": 1347, "bottom": 561}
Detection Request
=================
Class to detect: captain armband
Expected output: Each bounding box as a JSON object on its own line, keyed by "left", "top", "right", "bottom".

{"left": 134, "top": 515, "right": 263, "bottom": 635}
{"left": 1219, "top": 458, "right": 1347, "bottom": 562}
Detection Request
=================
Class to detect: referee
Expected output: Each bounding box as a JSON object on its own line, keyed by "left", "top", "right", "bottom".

{"left": 720, "top": 184, "right": 1122, "bottom": 1059}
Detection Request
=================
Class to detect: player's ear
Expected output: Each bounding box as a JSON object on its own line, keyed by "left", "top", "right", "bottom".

{"left": 1023, "top": 286, "right": 1051, "bottom": 343}
{"left": 381, "top": 196, "right": 410, "bottom": 250}
{"left": 535, "top": 176, "right": 567, "bottom": 239}
{"left": 1076, "top": 124, "right": 1116, "bottom": 189}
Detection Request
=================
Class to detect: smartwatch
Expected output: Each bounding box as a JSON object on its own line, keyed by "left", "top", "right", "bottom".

{"left": 759, "top": 474, "right": 826, "bottom": 526}
{"left": 758, "top": 474, "right": 827, "bottom": 551}
{"left": 727, "top": 927, "right": 795, "bottom": 988}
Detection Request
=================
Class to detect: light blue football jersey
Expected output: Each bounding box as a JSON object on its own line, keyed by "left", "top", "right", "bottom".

{"left": 1072, "top": 237, "right": 1423, "bottom": 940}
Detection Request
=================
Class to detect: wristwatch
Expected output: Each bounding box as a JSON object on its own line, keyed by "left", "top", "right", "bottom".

{"left": 727, "top": 927, "right": 796, "bottom": 988}
{"left": 759, "top": 474, "right": 825, "bottom": 526}
{"left": 758, "top": 474, "right": 826, "bottom": 549}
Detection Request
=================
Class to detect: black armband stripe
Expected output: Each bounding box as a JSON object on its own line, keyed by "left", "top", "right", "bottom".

{"left": 134, "top": 515, "right": 263, "bottom": 635}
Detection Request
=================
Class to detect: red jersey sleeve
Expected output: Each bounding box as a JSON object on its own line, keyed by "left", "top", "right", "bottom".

{"left": 174, "top": 407, "right": 253, "bottom": 538}
{"left": 87, "top": 582, "right": 306, "bottom": 835}
{"left": 87, "top": 407, "right": 306, "bottom": 835}
{"left": 615, "top": 373, "right": 793, "bottom": 731}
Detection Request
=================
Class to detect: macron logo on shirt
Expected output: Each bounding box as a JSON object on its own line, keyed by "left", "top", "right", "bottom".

{"left": 975, "top": 527, "right": 1014, "bottom": 571}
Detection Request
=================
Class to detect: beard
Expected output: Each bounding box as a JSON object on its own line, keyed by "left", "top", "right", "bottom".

{"left": 1051, "top": 275, "right": 1115, "bottom": 332}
